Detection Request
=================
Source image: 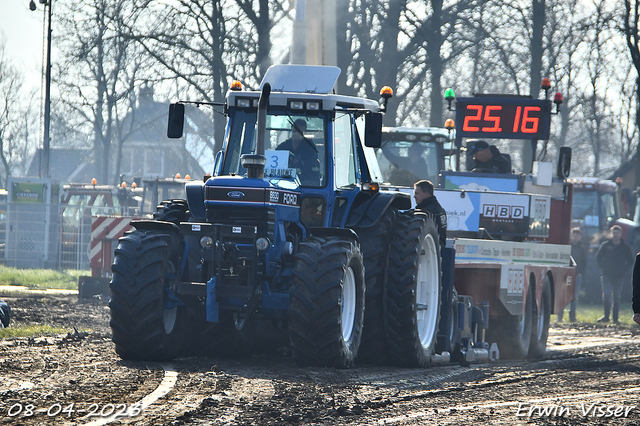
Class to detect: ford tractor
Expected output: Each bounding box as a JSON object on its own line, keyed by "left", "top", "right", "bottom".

{"left": 108, "top": 65, "right": 449, "bottom": 368}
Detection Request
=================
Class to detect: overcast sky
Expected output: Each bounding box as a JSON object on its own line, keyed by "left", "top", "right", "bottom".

{"left": 0, "top": 0, "right": 49, "bottom": 92}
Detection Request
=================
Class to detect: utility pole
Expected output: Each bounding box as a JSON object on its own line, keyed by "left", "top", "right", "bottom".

{"left": 30, "top": 0, "right": 52, "bottom": 178}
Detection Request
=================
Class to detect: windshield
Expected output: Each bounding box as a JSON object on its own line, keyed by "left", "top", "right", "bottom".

{"left": 572, "top": 190, "right": 618, "bottom": 231}
{"left": 377, "top": 141, "right": 440, "bottom": 186}
{"left": 222, "top": 109, "right": 327, "bottom": 187}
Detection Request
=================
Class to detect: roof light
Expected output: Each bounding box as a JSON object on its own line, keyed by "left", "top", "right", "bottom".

{"left": 554, "top": 92, "right": 563, "bottom": 105}
{"left": 444, "top": 88, "right": 456, "bottom": 111}
{"left": 131, "top": 182, "right": 138, "bottom": 188}
{"left": 290, "top": 100, "right": 304, "bottom": 110}
{"left": 541, "top": 78, "right": 551, "bottom": 90}
{"left": 445, "top": 118, "right": 455, "bottom": 130}
{"left": 306, "top": 101, "right": 320, "bottom": 111}
{"left": 444, "top": 88, "right": 455, "bottom": 101}
{"left": 121, "top": 181, "right": 127, "bottom": 188}
{"left": 237, "top": 98, "right": 252, "bottom": 108}
{"left": 185, "top": 174, "right": 191, "bottom": 180}
{"left": 230, "top": 80, "right": 243, "bottom": 91}
{"left": 91, "top": 178, "right": 97, "bottom": 185}
{"left": 380, "top": 86, "right": 394, "bottom": 99}
{"left": 175, "top": 173, "right": 181, "bottom": 179}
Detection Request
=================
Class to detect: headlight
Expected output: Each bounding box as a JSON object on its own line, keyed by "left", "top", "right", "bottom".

{"left": 236, "top": 98, "right": 252, "bottom": 108}
{"left": 256, "top": 237, "right": 270, "bottom": 251}
{"left": 200, "top": 236, "right": 214, "bottom": 248}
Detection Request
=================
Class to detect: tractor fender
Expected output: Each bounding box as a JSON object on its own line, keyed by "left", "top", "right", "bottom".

{"left": 132, "top": 220, "right": 181, "bottom": 235}
{"left": 186, "top": 182, "right": 206, "bottom": 220}
{"left": 307, "top": 227, "right": 359, "bottom": 243}
{"left": 345, "top": 191, "right": 411, "bottom": 228}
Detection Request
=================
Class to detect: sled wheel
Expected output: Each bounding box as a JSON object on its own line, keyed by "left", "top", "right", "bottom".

{"left": 288, "top": 236, "right": 365, "bottom": 368}
{"left": 385, "top": 212, "right": 441, "bottom": 368}
{"left": 529, "top": 277, "right": 552, "bottom": 358}
{"left": 488, "top": 283, "right": 534, "bottom": 359}
{"left": 109, "top": 229, "right": 184, "bottom": 361}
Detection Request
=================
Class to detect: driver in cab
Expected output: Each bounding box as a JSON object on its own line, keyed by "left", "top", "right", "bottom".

{"left": 276, "top": 119, "right": 320, "bottom": 184}
{"left": 471, "top": 140, "right": 510, "bottom": 174}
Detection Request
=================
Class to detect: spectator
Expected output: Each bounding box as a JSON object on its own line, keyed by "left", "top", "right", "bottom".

{"left": 413, "top": 180, "right": 447, "bottom": 248}
{"left": 0, "top": 299, "right": 10, "bottom": 328}
{"left": 557, "top": 228, "right": 587, "bottom": 322}
{"left": 596, "top": 225, "right": 634, "bottom": 324}
{"left": 633, "top": 252, "right": 640, "bottom": 325}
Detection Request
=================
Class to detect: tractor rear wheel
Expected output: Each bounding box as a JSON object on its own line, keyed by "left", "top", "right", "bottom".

{"left": 288, "top": 236, "right": 365, "bottom": 368}
{"left": 385, "top": 212, "right": 441, "bottom": 368}
{"left": 355, "top": 208, "right": 396, "bottom": 364}
{"left": 109, "top": 229, "right": 184, "bottom": 361}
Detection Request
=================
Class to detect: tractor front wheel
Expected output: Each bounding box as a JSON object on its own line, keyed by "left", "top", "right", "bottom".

{"left": 109, "top": 229, "right": 184, "bottom": 361}
{"left": 288, "top": 236, "right": 365, "bottom": 368}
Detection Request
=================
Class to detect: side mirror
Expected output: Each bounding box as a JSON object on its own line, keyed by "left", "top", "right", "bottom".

{"left": 557, "top": 146, "right": 571, "bottom": 179}
{"left": 364, "top": 112, "right": 382, "bottom": 148}
{"left": 167, "top": 103, "right": 185, "bottom": 138}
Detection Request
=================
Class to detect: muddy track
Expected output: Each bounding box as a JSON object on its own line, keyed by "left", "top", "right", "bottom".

{"left": 1, "top": 294, "right": 640, "bottom": 425}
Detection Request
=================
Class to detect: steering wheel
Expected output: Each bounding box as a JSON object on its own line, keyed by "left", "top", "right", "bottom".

{"left": 289, "top": 153, "right": 304, "bottom": 168}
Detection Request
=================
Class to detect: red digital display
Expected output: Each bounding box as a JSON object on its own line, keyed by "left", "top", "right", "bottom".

{"left": 455, "top": 97, "right": 551, "bottom": 140}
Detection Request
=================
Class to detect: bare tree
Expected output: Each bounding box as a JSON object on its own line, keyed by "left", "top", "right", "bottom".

{"left": 129, "top": 0, "right": 289, "bottom": 153}
{"left": 336, "top": 0, "right": 482, "bottom": 127}
{"left": 0, "top": 41, "right": 39, "bottom": 186}
{"left": 56, "top": 0, "right": 147, "bottom": 184}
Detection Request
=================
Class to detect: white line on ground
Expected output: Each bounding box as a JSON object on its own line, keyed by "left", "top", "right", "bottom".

{"left": 83, "top": 363, "right": 178, "bottom": 426}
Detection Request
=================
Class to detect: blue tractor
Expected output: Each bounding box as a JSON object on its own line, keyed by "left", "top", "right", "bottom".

{"left": 108, "top": 65, "right": 444, "bottom": 368}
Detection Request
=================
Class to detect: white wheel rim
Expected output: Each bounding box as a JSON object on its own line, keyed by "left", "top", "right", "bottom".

{"left": 341, "top": 266, "right": 357, "bottom": 343}
{"left": 163, "top": 306, "right": 177, "bottom": 334}
{"left": 416, "top": 234, "right": 440, "bottom": 349}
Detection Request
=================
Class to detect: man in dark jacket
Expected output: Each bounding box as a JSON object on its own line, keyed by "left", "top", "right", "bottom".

{"left": 472, "top": 140, "right": 511, "bottom": 174}
{"left": 596, "top": 225, "right": 634, "bottom": 323}
{"left": 558, "top": 227, "right": 587, "bottom": 322}
{"left": 633, "top": 253, "right": 640, "bottom": 325}
{"left": 413, "top": 180, "right": 447, "bottom": 248}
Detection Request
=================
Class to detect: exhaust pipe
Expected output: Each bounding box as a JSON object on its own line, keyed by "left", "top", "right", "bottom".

{"left": 241, "top": 83, "right": 270, "bottom": 178}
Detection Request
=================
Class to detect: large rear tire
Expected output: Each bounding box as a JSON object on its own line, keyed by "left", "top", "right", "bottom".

{"left": 288, "top": 236, "right": 365, "bottom": 368}
{"left": 487, "top": 284, "right": 533, "bottom": 359}
{"left": 529, "top": 277, "right": 552, "bottom": 358}
{"left": 109, "top": 229, "right": 184, "bottom": 361}
{"left": 385, "top": 212, "right": 441, "bottom": 368}
{"left": 354, "top": 208, "right": 396, "bottom": 364}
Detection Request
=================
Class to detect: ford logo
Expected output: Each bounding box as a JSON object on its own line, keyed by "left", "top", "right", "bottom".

{"left": 227, "top": 191, "right": 245, "bottom": 199}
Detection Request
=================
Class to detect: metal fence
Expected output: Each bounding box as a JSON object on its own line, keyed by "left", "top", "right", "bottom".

{"left": 0, "top": 202, "right": 123, "bottom": 271}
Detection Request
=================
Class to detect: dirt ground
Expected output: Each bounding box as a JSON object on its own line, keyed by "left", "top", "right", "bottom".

{"left": 1, "top": 293, "right": 640, "bottom": 426}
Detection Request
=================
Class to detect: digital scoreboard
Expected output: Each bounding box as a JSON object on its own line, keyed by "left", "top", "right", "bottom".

{"left": 454, "top": 97, "right": 552, "bottom": 140}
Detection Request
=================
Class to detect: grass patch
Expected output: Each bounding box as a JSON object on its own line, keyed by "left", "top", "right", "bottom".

{"left": 0, "top": 324, "right": 70, "bottom": 339}
{"left": 0, "top": 266, "right": 87, "bottom": 290}
{"left": 557, "top": 304, "right": 637, "bottom": 326}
